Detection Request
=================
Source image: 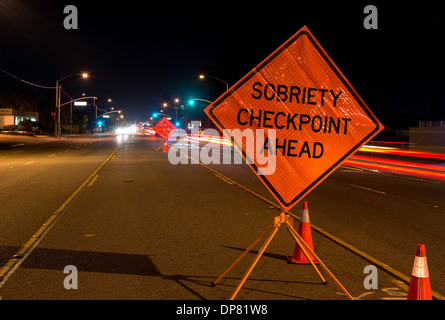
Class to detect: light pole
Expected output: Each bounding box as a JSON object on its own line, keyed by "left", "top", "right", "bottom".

{"left": 190, "top": 98, "right": 212, "bottom": 104}
{"left": 199, "top": 74, "right": 229, "bottom": 91}
{"left": 95, "top": 98, "right": 112, "bottom": 119}
{"left": 70, "top": 101, "right": 72, "bottom": 134}
{"left": 55, "top": 73, "right": 88, "bottom": 138}
{"left": 174, "top": 98, "right": 179, "bottom": 119}
{"left": 162, "top": 102, "right": 169, "bottom": 117}
{"left": 117, "top": 114, "right": 124, "bottom": 126}
{"left": 188, "top": 98, "right": 213, "bottom": 129}
{"left": 96, "top": 109, "right": 123, "bottom": 118}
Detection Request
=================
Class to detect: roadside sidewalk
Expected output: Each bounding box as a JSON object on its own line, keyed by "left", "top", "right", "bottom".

{"left": 0, "top": 133, "right": 101, "bottom": 149}
{"left": 0, "top": 133, "right": 56, "bottom": 148}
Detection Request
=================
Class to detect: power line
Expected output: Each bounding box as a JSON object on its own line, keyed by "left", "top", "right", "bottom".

{"left": 0, "top": 67, "right": 72, "bottom": 99}
{"left": 0, "top": 67, "right": 56, "bottom": 89}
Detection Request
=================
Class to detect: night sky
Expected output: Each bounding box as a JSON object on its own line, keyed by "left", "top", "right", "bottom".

{"left": 0, "top": 1, "right": 443, "bottom": 129}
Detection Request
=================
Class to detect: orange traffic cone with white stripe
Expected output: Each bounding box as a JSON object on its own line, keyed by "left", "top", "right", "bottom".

{"left": 163, "top": 141, "right": 168, "bottom": 152}
{"left": 287, "top": 202, "right": 318, "bottom": 264}
{"left": 407, "top": 244, "right": 432, "bottom": 300}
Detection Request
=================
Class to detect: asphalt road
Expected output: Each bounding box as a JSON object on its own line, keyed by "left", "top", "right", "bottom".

{"left": 0, "top": 134, "right": 122, "bottom": 265}
{"left": 0, "top": 134, "right": 443, "bottom": 302}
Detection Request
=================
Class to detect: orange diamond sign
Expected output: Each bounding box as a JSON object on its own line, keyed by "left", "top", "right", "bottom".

{"left": 204, "top": 26, "right": 383, "bottom": 211}
{"left": 153, "top": 117, "right": 176, "bottom": 140}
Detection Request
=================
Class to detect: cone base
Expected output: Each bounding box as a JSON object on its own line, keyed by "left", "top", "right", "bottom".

{"left": 286, "top": 255, "right": 318, "bottom": 264}
{"left": 407, "top": 276, "right": 432, "bottom": 300}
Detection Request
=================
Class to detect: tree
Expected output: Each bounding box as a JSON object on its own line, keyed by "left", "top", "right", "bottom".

{"left": 37, "top": 90, "right": 55, "bottom": 134}
{"left": 0, "top": 84, "right": 38, "bottom": 111}
{"left": 18, "top": 119, "right": 36, "bottom": 132}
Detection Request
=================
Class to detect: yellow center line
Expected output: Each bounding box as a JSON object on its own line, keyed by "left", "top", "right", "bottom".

{"left": 87, "top": 175, "right": 99, "bottom": 187}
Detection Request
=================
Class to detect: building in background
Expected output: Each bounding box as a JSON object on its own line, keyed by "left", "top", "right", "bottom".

{"left": 0, "top": 108, "right": 39, "bottom": 129}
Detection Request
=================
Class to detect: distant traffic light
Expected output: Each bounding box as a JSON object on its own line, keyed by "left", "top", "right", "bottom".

{"left": 188, "top": 99, "right": 195, "bottom": 106}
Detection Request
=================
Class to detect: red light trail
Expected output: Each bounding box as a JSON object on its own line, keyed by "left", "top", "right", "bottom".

{"left": 348, "top": 143, "right": 445, "bottom": 181}
{"left": 185, "top": 136, "right": 445, "bottom": 181}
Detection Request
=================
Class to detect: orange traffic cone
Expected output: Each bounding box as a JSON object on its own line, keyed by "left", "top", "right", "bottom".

{"left": 407, "top": 244, "right": 432, "bottom": 300}
{"left": 163, "top": 141, "right": 168, "bottom": 152}
{"left": 287, "top": 202, "right": 318, "bottom": 264}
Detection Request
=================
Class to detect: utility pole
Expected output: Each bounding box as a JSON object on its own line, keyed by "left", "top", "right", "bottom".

{"left": 55, "top": 80, "right": 59, "bottom": 138}
{"left": 57, "top": 85, "right": 61, "bottom": 137}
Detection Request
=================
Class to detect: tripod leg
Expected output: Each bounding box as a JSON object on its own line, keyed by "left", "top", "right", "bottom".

{"left": 285, "top": 225, "right": 326, "bottom": 284}
{"left": 212, "top": 224, "right": 274, "bottom": 287}
{"left": 229, "top": 224, "right": 280, "bottom": 300}
{"left": 155, "top": 141, "right": 165, "bottom": 152}
{"left": 286, "top": 223, "right": 354, "bottom": 300}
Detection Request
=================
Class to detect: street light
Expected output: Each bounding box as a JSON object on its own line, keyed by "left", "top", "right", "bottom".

{"left": 97, "top": 109, "right": 123, "bottom": 118}
{"left": 188, "top": 98, "right": 213, "bottom": 129}
{"left": 163, "top": 102, "right": 171, "bottom": 117}
{"left": 199, "top": 74, "right": 229, "bottom": 91}
{"left": 95, "top": 97, "right": 113, "bottom": 118}
{"left": 189, "top": 98, "right": 213, "bottom": 104}
{"left": 174, "top": 98, "right": 180, "bottom": 119}
{"left": 55, "top": 72, "right": 89, "bottom": 138}
{"left": 117, "top": 114, "right": 124, "bottom": 125}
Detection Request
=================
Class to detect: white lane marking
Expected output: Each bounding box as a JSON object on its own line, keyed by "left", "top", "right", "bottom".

{"left": 24, "top": 161, "right": 35, "bottom": 165}
{"left": 48, "top": 154, "right": 56, "bottom": 157}
{"left": 350, "top": 184, "right": 387, "bottom": 195}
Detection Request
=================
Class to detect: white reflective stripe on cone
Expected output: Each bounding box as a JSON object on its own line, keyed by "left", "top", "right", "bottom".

{"left": 300, "top": 210, "right": 310, "bottom": 223}
{"left": 412, "top": 256, "right": 429, "bottom": 278}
